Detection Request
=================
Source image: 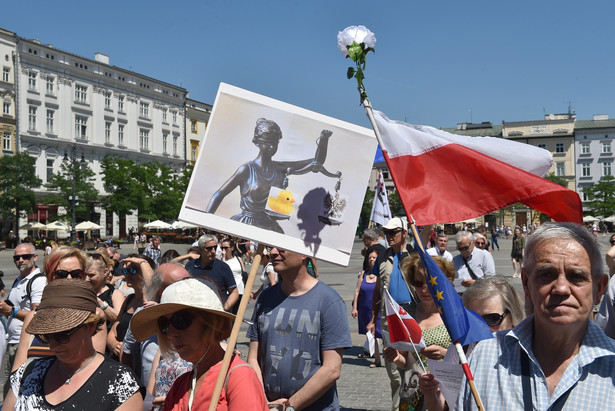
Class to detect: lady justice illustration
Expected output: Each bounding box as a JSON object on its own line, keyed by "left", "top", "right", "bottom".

{"left": 205, "top": 118, "right": 341, "bottom": 234}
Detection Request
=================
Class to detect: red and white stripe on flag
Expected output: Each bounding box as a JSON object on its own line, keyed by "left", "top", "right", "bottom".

{"left": 373, "top": 111, "right": 583, "bottom": 225}
{"left": 384, "top": 289, "right": 425, "bottom": 349}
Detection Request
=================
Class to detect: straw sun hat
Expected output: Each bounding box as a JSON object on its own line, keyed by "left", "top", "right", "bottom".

{"left": 26, "top": 279, "right": 97, "bottom": 335}
{"left": 130, "top": 277, "right": 236, "bottom": 342}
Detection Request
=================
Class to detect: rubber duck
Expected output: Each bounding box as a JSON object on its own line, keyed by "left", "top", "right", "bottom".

{"left": 268, "top": 190, "right": 296, "bottom": 215}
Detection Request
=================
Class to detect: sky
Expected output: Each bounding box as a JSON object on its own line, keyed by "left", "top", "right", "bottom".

{"left": 4, "top": 0, "right": 615, "bottom": 130}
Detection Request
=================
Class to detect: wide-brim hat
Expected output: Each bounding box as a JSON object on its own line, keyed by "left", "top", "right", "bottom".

{"left": 26, "top": 279, "right": 97, "bottom": 335}
{"left": 130, "top": 277, "right": 236, "bottom": 342}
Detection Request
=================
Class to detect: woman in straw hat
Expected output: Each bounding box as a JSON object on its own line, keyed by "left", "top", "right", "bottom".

{"left": 12, "top": 247, "right": 108, "bottom": 372}
{"left": 3, "top": 279, "right": 142, "bottom": 410}
{"left": 130, "top": 277, "right": 267, "bottom": 410}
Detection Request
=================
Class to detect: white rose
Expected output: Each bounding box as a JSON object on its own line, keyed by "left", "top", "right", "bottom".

{"left": 337, "top": 25, "right": 376, "bottom": 57}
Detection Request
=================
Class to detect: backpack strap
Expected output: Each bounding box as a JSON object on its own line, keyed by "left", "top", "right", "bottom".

{"left": 223, "top": 356, "right": 251, "bottom": 393}
{"left": 26, "top": 273, "right": 45, "bottom": 303}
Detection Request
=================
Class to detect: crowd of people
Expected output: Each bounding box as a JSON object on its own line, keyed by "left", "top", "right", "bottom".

{"left": 0, "top": 219, "right": 613, "bottom": 410}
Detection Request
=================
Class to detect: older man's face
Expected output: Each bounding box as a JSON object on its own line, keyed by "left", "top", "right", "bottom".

{"left": 436, "top": 236, "right": 448, "bottom": 252}
{"left": 456, "top": 237, "right": 473, "bottom": 259}
{"left": 522, "top": 238, "right": 607, "bottom": 328}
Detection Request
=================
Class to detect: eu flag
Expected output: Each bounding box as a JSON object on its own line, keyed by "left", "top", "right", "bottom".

{"left": 416, "top": 242, "right": 493, "bottom": 345}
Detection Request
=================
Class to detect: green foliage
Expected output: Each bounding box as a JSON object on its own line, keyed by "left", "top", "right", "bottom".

{"left": 0, "top": 153, "right": 42, "bottom": 229}
{"left": 46, "top": 160, "right": 99, "bottom": 222}
{"left": 544, "top": 172, "right": 568, "bottom": 187}
{"left": 102, "top": 158, "right": 193, "bottom": 222}
{"left": 583, "top": 175, "right": 615, "bottom": 217}
{"left": 388, "top": 190, "right": 405, "bottom": 216}
{"left": 360, "top": 188, "right": 375, "bottom": 229}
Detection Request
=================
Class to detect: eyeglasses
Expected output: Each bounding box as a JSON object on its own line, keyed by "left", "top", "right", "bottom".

{"left": 481, "top": 310, "right": 509, "bottom": 327}
{"left": 53, "top": 269, "right": 85, "bottom": 279}
{"left": 457, "top": 245, "right": 471, "bottom": 252}
{"left": 13, "top": 254, "right": 35, "bottom": 262}
{"left": 122, "top": 266, "right": 137, "bottom": 277}
{"left": 384, "top": 230, "right": 402, "bottom": 236}
{"left": 475, "top": 242, "right": 485, "bottom": 246}
{"left": 157, "top": 310, "right": 195, "bottom": 335}
{"left": 410, "top": 281, "right": 426, "bottom": 289}
{"left": 36, "top": 324, "right": 83, "bottom": 344}
{"left": 202, "top": 245, "right": 217, "bottom": 252}
{"left": 221, "top": 246, "right": 230, "bottom": 250}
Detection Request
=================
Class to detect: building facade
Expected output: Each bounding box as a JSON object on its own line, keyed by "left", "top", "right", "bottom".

{"left": 0, "top": 28, "right": 16, "bottom": 157}
{"left": 186, "top": 98, "right": 212, "bottom": 165}
{"left": 573, "top": 115, "right": 615, "bottom": 207}
{"left": 15, "top": 36, "right": 188, "bottom": 238}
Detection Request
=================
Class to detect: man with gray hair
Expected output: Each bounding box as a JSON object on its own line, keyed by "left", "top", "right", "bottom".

{"left": 453, "top": 230, "right": 495, "bottom": 290}
{"left": 427, "top": 232, "right": 453, "bottom": 262}
{"left": 185, "top": 234, "right": 238, "bottom": 311}
{"left": 457, "top": 222, "right": 614, "bottom": 409}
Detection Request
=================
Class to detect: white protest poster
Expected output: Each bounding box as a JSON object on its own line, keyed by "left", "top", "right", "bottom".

{"left": 426, "top": 359, "right": 465, "bottom": 408}
{"left": 179, "top": 83, "right": 377, "bottom": 265}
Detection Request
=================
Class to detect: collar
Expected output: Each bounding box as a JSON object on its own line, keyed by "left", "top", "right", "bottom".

{"left": 20, "top": 267, "right": 41, "bottom": 282}
{"left": 195, "top": 258, "right": 215, "bottom": 270}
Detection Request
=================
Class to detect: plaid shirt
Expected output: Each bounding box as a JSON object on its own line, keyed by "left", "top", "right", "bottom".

{"left": 143, "top": 245, "right": 161, "bottom": 267}
{"left": 457, "top": 315, "right": 615, "bottom": 410}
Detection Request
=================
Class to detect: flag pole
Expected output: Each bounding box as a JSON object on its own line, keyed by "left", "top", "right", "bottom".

{"left": 360, "top": 94, "right": 485, "bottom": 410}
{"left": 208, "top": 244, "right": 265, "bottom": 411}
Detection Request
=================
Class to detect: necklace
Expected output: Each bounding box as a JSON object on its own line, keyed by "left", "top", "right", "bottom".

{"left": 58, "top": 352, "right": 97, "bottom": 385}
{"left": 188, "top": 344, "right": 211, "bottom": 411}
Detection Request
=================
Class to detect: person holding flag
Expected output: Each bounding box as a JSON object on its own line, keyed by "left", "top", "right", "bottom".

{"left": 383, "top": 254, "right": 455, "bottom": 410}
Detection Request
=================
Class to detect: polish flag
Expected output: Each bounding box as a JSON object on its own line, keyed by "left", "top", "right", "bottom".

{"left": 384, "top": 289, "right": 425, "bottom": 350}
{"left": 372, "top": 111, "right": 582, "bottom": 225}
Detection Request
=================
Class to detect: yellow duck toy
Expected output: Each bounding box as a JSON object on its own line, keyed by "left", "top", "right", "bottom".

{"left": 268, "top": 190, "right": 296, "bottom": 215}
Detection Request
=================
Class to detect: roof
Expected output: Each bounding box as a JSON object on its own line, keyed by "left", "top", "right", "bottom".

{"left": 440, "top": 125, "right": 502, "bottom": 137}
{"left": 575, "top": 119, "right": 615, "bottom": 130}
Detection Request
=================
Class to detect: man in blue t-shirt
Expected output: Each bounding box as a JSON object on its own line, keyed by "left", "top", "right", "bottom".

{"left": 185, "top": 234, "right": 238, "bottom": 312}
{"left": 247, "top": 247, "right": 351, "bottom": 411}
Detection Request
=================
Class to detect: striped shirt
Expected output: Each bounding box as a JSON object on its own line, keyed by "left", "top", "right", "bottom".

{"left": 457, "top": 315, "right": 615, "bottom": 410}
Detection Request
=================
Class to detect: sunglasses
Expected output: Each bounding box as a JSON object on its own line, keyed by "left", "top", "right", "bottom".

{"left": 53, "top": 269, "right": 85, "bottom": 279}
{"left": 410, "top": 281, "right": 426, "bottom": 289}
{"left": 36, "top": 324, "right": 83, "bottom": 344}
{"left": 384, "top": 230, "right": 402, "bottom": 236}
{"left": 457, "top": 245, "right": 471, "bottom": 252}
{"left": 481, "top": 310, "right": 509, "bottom": 327}
{"left": 202, "top": 245, "right": 217, "bottom": 252}
{"left": 13, "top": 254, "right": 35, "bottom": 262}
{"left": 122, "top": 266, "right": 137, "bottom": 277}
{"left": 221, "top": 246, "right": 230, "bottom": 250}
{"left": 158, "top": 310, "right": 196, "bottom": 335}
{"left": 610, "top": 240, "right": 615, "bottom": 245}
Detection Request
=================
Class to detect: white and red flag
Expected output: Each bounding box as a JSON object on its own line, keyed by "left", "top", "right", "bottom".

{"left": 384, "top": 289, "right": 425, "bottom": 350}
{"left": 372, "top": 111, "right": 583, "bottom": 225}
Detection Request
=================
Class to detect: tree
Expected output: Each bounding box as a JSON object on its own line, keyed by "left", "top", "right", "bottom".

{"left": 583, "top": 175, "right": 615, "bottom": 217}
{"left": 46, "top": 160, "right": 99, "bottom": 223}
{"left": 101, "top": 158, "right": 140, "bottom": 223}
{"left": 359, "top": 188, "right": 375, "bottom": 230}
{"left": 0, "top": 153, "right": 42, "bottom": 231}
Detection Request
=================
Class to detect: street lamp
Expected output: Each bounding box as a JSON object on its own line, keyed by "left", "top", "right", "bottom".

{"left": 63, "top": 144, "right": 86, "bottom": 243}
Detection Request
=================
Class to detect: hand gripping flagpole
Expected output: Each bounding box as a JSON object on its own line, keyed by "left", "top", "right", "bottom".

{"left": 208, "top": 244, "right": 265, "bottom": 411}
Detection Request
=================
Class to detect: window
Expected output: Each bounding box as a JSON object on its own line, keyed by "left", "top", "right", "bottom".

{"left": 46, "top": 159, "right": 54, "bottom": 182}
{"left": 602, "top": 141, "right": 612, "bottom": 154}
{"left": 162, "top": 133, "right": 168, "bottom": 154}
{"left": 46, "top": 76, "right": 55, "bottom": 95}
{"left": 118, "top": 95, "right": 125, "bottom": 113}
{"left": 46, "top": 109, "right": 54, "bottom": 133}
{"left": 162, "top": 108, "right": 167, "bottom": 123}
{"left": 604, "top": 162, "right": 612, "bottom": 176}
{"left": 583, "top": 191, "right": 592, "bottom": 202}
{"left": 28, "top": 72, "right": 37, "bottom": 91}
{"left": 105, "top": 121, "right": 111, "bottom": 143}
{"left": 3, "top": 102, "right": 9, "bottom": 115}
{"left": 190, "top": 140, "right": 199, "bottom": 162}
{"left": 75, "top": 115, "right": 87, "bottom": 139}
{"left": 191, "top": 119, "right": 197, "bottom": 133}
{"left": 173, "top": 136, "right": 178, "bottom": 155}
{"left": 2, "top": 67, "right": 9, "bottom": 82}
{"left": 118, "top": 124, "right": 124, "bottom": 146}
{"left": 75, "top": 84, "right": 87, "bottom": 103}
{"left": 139, "top": 129, "right": 149, "bottom": 150}
{"left": 582, "top": 163, "right": 591, "bottom": 177}
{"left": 555, "top": 143, "right": 564, "bottom": 153}
{"left": 555, "top": 162, "right": 565, "bottom": 177}
{"left": 28, "top": 106, "right": 37, "bottom": 130}
{"left": 172, "top": 111, "right": 177, "bottom": 125}
{"left": 3, "top": 132, "right": 10, "bottom": 151}
{"left": 581, "top": 142, "right": 590, "bottom": 154}
{"left": 139, "top": 102, "right": 149, "bottom": 119}
{"left": 537, "top": 143, "right": 546, "bottom": 149}
{"left": 104, "top": 91, "right": 112, "bottom": 110}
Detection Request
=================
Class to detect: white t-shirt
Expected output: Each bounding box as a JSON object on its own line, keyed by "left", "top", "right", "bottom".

{"left": 7, "top": 268, "right": 46, "bottom": 344}
{"left": 427, "top": 247, "right": 453, "bottom": 262}
{"left": 225, "top": 256, "right": 245, "bottom": 295}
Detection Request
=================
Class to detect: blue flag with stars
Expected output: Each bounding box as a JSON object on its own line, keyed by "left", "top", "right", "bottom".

{"left": 416, "top": 242, "right": 493, "bottom": 345}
